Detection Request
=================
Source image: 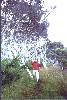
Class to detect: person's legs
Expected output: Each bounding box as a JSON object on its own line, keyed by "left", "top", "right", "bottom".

{"left": 33, "top": 70, "right": 36, "bottom": 76}
{"left": 36, "top": 70, "right": 39, "bottom": 82}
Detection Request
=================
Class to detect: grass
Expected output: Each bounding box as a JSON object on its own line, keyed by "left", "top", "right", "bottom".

{"left": 2, "top": 66, "right": 67, "bottom": 99}
{"left": 39, "top": 66, "right": 67, "bottom": 99}
{"left": 2, "top": 69, "right": 36, "bottom": 100}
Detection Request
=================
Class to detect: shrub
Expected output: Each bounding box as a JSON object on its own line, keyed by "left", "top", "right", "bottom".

{"left": 59, "top": 70, "right": 67, "bottom": 99}
{"left": 2, "top": 60, "right": 67, "bottom": 99}
{"left": 25, "top": 60, "right": 32, "bottom": 70}
{"left": 2, "top": 70, "right": 36, "bottom": 100}
{"left": 1, "top": 56, "right": 23, "bottom": 85}
{"left": 39, "top": 66, "right": 65, "bottom": 99}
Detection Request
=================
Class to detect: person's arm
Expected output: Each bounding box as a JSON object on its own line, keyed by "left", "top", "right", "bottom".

{"left": 39, "top": 64, "right": 41, "bottom": 67}
{"left": 39, "top": 64, "right": 41, "bottom": 70}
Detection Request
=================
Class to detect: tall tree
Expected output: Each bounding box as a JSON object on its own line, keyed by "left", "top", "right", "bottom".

{"left": 46, "top": 41, "right": 64, "bottom": 61}
{"left": 55, "top": 48, "right": 67, "bottom": 68}
{"left": 46, "top": 41, "right": 67, "bottom": 69}
{"left": 1, "top": 0, "right": 49, "bottom": 43}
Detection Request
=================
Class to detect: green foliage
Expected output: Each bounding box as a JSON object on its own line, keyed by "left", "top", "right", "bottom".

{"left": 46, "top": 41, "right": 64, "bottom": 60}
{"left": 1, "top": 58, "right": 11, "bottom": 66}
{"left": 1, "top": 56, "right": 23, "bottom": 85}
{"left": 2, "top": 70, "right": 36, "bottom": 100}
{"left": 46, "top": 41, "right": 67, "bottom": 69}
{"left": 46, "top": 62, "right": 53, "bottom": 67}
{"left": 1, "top": 56, "right": 67, "bottom": 99}
{"left": 1, "top": 58, "right": 11, "bottom": 71}
{"left": 2, "top": 64, "right": 67, "bottom": 99}
{"left": 55, "top": 48, "right": 67, "bottom": 67}
{"left": 25, "top": 60, "right": 32, "bottom": 70}
{"left": 39, "top": 67, "right": 67, "bottom": 99}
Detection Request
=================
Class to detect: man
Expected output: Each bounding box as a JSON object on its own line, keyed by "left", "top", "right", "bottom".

{"left": 32, "top": 59, "right": 41, "bottom": 82}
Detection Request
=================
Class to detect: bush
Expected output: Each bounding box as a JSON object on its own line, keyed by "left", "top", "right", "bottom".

{"left": 59, "top": 70, "right": 67, "bottom": 99}
{"left": 2, "top": 59, "right": 67, "bottom": 99}
{"left": 25, "top": 60, "right": 32, "bottom": 70}
{"left": 2, "top": 70, "right": 36, "bottom": 100}
{"left": 1, "top": 56, "right": 23, "bottom": 85}
{"left": 39, "top": 66, "right": 66, "bottom": 99}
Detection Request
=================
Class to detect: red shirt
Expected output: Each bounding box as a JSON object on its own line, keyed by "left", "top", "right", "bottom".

{"left": 32, "top": 61, "right": 41, "bottom": 70}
